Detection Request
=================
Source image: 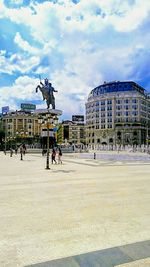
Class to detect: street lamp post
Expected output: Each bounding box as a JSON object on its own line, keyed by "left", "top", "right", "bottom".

{"left": 4, "top": 118, "right": 7, "bottom": 155}
{"left": 45, "top": 115, "right": 54, "bottom": 170}
{"left": 46, "top": 118, "right": 50, "bottom": 169}
{"left": 38, "top": 114, "right": 58, "bottom": 170}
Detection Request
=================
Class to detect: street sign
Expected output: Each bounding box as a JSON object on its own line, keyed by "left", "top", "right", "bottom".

{"left": 21, "top": 103, "right": 36, "bottom": 111}
{"left": 72, "top": 115, "right": 84, "bottom": 123}
{"left": 2, "top": 106, "right": 9, "bottom": 114}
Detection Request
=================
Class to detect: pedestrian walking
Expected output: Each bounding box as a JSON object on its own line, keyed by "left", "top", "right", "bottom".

{"left": 15, "top": 147, "right": 18, "bottom": 155}
{"left": 58, "top": 148, "right": 62, "bottom": 164}
{"left": 22, "top": 144, "right": 26, "bottom": 155}
{"left": 51, "top": 148, "right": 57, "bottom": 164}
{"left": 42, "top": 149, "right": 47, "bottom": 156}
{"left": 10, "top": 148, "right": 13, "bottom": 157}
{"left": 20, "top": 145, "right": 23, "bottom": 160}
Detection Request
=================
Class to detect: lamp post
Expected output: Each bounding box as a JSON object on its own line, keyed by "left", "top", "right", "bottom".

{"left": 38, "top": 113, "right": 58, "bottom": 170}
{"left": 46, "top": 117, "right": 50, "bottom": 169}
{"left": 4, "top": 118, "right": 7, "bottom": 155}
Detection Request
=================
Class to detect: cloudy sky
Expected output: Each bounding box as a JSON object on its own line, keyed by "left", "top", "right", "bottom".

{"left": 0, "top": 0, "right": 150, "bottom": 119}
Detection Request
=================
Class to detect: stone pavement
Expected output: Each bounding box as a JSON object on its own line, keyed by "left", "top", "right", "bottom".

{"left": 28, "top": 240, "right": 150, "bottom": 267}
{"left": 0, "top": 151, "right": 150, "bottom": 266}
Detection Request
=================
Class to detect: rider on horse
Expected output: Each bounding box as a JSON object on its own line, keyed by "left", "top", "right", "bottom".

{"left": 36, "top": 77, "right": 57, "bottom": 109}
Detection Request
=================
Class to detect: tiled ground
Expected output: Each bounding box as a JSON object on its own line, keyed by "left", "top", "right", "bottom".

{"left": 27, "top": 240, "right": 150, "bottom": 267}
{"left": 0, "top": 151, "right": 150, "bottom": 266}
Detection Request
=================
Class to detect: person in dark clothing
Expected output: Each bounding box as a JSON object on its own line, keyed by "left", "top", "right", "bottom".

{"left": 51, "top": 148, "right": 57, "bottom": 164}
{"left": 58, "top": 148, "right": 62, "bottom": 164}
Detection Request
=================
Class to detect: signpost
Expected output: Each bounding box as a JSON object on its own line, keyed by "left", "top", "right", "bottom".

{"left": 72, "top": 115, "right": 84, "bottom": 124}
{"left": 2, "top": 106, "right": 9, "bottom": 114}
{"left": 21, "top": 103, "right": 36, "bottom": 111}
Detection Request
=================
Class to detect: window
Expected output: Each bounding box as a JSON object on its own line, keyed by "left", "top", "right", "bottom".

{"left": 124, "top": 105, "right": 129, "bottom": 110}
{"left": 108, "top": 124, "right": 112, "bottom": 128}
{"left": 132, "top": 105, "right": 138, "bottom": 110}
{"left": 116, "top": 112, "right": 122, "bottom": 116}
{"left": 116, "top": 99, "right": 122, "bottom": 104}
{"left": 101, "top": 100, "right": 105, "bottom": 105}
{"left": 101, "top": 112, "right": 105, "bottom": 117}
{"left": 116, "top": 105, "right": 122, "bottom": 110}
{"left": 132, "top": 111, "right": 138, "bottom": 116}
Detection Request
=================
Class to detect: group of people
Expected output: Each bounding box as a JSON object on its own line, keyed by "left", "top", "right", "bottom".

{"left": 42, "top": 147, "right": 63, "bottom": 164}
{"left": 51, "top": 148, "right": 63, "bottom": 164}
{"left": 9, "top": 144, "right": 26, "bottom": 157}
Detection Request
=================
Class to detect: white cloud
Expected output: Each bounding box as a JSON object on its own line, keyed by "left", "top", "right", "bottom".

{"left": 10, "top": 0, "right": 24, "bottom": 4}
{"left": 14, "top": 32, "right": 39, "bottom": 54}
{"left": 0, "top": 0, "right": 149, "bottom": 43}
{"left": 0, "top": 0, "right": 150, "bottom": 117}
{"left": 0, "top": 76, "right": 39, "bottom": 109}
{"left": 0, "top": 74, "right": 86, "bottom": 116}
{"left": 109, "top": 0, "right": 150, "bottom": 32}
{"left": 0, "top": 50, "right": 40, "bottom": 75}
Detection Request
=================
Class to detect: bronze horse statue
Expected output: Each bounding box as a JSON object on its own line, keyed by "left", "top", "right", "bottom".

{"left": 36, "top": 78, "right": 57, "bottom": 109}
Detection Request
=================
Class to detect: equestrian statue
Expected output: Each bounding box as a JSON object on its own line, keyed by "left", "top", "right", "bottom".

{"left": 36, "top": 77, "right": 57, "bottom": 109}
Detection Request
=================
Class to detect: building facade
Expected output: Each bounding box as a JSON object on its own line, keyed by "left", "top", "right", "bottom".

{"left": 58, "top": 120, "right": 86, "bottom": 145}
{"left": 1, "top": 110, "right": 86, "bottom": 147}
{"left": 85, "top": 81, "right": 150, "bottom": 146}
{"left": 2, "top": 110, "right": 40, "bottom": 146}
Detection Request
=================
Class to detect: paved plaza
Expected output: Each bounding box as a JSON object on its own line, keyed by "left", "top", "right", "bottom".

{"left": 0, "top": 151, "right": 150, "bottom": 267}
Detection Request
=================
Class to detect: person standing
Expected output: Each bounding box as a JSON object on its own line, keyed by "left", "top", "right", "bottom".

{"left": 58, "top": 148, "right": 62, "bottom": 164}
{"left": 10, "top": 148, "right": 13, "bottom": 157}
{"left": 51, "top": 148, "right": 57, "bottom": 164}
{"left": 22, "top": 144, "right": 26, "bottom": 155}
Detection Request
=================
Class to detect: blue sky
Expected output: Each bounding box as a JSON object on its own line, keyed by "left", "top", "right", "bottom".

{"left": 0, "top": 0, "right": 150, "bottom": 119}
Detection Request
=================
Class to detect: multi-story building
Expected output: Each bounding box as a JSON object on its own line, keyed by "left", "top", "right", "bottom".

{"left": 1, "top": 110, "right": 86, "bottom": 147}
{"left": 86, "top": 81, "right": 150, "bottom": 146}
{"left": 2, "top": 110, "right": 40, "bottom": 143}
{"left": 58, "top": 119, "right": 86, "bottom": 145}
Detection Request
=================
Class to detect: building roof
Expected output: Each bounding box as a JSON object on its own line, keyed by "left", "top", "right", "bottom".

{"left": 88, "top": 81, "right": 147, "bottom": 99}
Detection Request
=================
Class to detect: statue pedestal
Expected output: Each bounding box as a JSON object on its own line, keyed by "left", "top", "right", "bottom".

{"left": 34, "top": 109, "right": 62, "bottom": 116}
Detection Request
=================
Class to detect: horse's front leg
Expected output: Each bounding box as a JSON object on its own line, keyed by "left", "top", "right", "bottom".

{"left": 36, "top": 85, "right": 39, "bottom": 93}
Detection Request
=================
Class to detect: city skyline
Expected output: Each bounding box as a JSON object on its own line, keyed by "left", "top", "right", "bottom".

{"left": 0, "top": 0, "right": 150, "bottom": 119}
